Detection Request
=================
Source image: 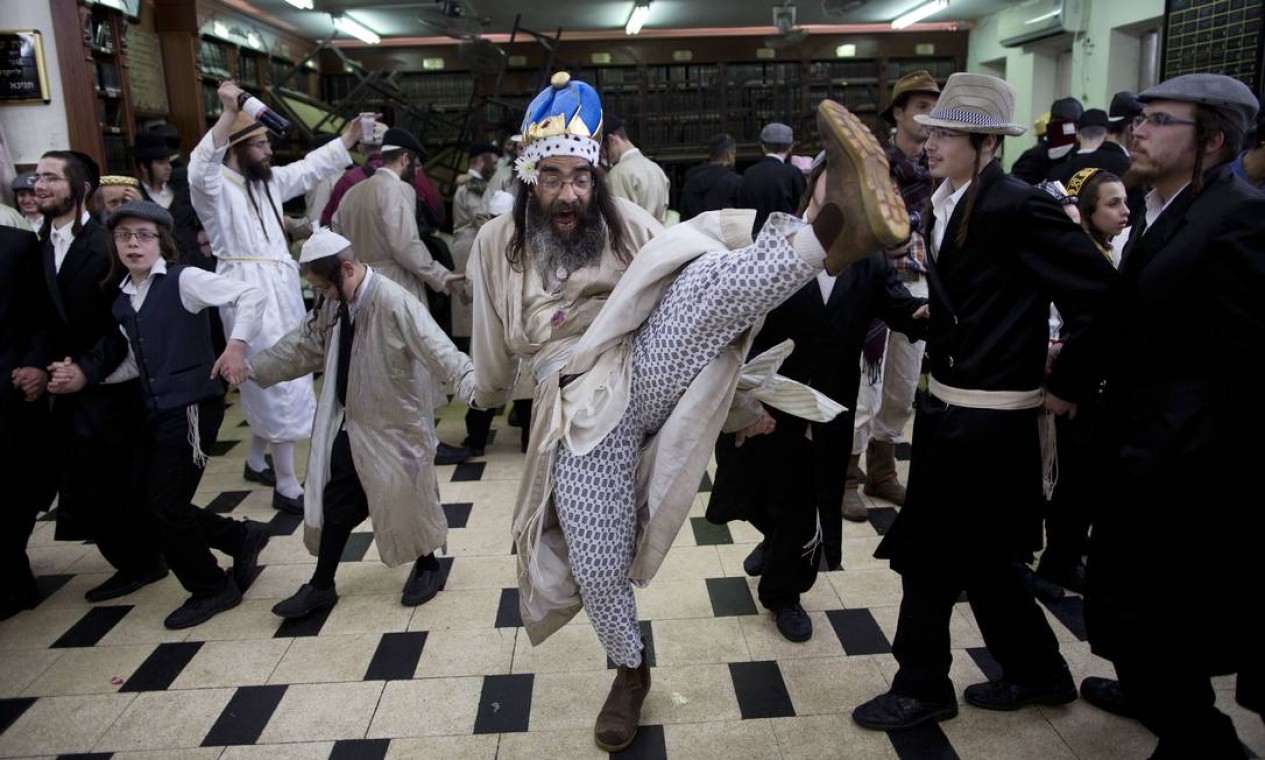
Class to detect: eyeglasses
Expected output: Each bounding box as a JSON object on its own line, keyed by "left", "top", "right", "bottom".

{"left": 112, "top": 230, "right": 161, "bottom": 243}
{"left": 1133, "top": 112, "right": 1197, "bottom": 129}
{"left": 33, "top": 173, "right": 67, "bottom": 185}
{"left": 537, "top": 174, "right": 593, "bottom": 192}
{"left": 926, "top": 127, "right": 967, "bottom": 141}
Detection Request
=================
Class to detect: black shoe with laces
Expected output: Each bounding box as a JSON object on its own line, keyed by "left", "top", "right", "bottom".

{"left": 1080, "top": 676, "right": 1137, "bottom": 719}
{"left": 743, "top": 542, "right": 766, "bottom": 577}
{"left": 964, "top": 669, "right": 1078, "bottom": 711}
{"left": 773, "top": 602, "right": 813, "bottom": 642}
{"left": 164, "top": 580, "right": 242, "bottom": 630}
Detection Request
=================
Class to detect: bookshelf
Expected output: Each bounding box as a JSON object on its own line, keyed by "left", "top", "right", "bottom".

{"left": 84, "top": 2, "right": 135, "bottom": 173}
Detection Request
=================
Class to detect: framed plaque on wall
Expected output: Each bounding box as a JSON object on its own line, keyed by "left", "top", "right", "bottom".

{"left": 0, "top": 30, "right": 52, "bottom": 105}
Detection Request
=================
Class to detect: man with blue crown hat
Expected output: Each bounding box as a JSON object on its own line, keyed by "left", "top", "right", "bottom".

{"left": 467, "top": 71, "right": 910, "bottom": 751}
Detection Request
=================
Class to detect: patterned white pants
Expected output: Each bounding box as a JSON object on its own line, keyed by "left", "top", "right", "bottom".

{"left": 552, "top": 215, "right": 822, "bottom": 667}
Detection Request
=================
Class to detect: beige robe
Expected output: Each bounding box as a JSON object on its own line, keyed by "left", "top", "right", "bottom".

{"left": 332, "top": 167, "right": 452, "bottom": 308}
{"left": 607, "top": 149, "right": 671, "bottom": 223}
{"left": 470, "top": 200, "right": 768, "bottom": 643}
{"left": 450, "top": 172, "right": 492, "bottom": 338}
{"left": 251, "top": 270, "right": 476, "bottom": 566}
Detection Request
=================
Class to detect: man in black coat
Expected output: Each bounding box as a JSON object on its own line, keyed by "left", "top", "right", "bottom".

{"left": 740, "top": 122, "right": 807, "bottom": 235}
{"left": 0, "top": 225, "right": 57, "bottom": 619}
{"left": 134, "top": 132, "right": 207, "bottom": 269}
{"left": 29, "top": 150, "right": 166, "bottom": 602}
{"left": 1048, "top": 108, "right": 1132, "bottom": 184}
{"left": 680, "top": 133, "right": 742, "bottom": 221}
{"left": 1057, "top": 73, "right": 1265, "bottom": 757}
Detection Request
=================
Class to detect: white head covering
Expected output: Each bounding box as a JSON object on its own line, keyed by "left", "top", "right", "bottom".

{"left": 299, "top": 226, "right": 352, "bottom": 263}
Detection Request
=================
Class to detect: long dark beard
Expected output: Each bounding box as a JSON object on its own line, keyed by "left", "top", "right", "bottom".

{"left": 243, "top": 155, "right": 273, "bottom": 183}
{"left": 526, "top": 193, "right": 606, "bottom": 284}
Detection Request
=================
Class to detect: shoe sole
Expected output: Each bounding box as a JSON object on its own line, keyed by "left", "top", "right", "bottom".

{"left": 965, "top": 688, "right": 1078, "bottom": 712}
{"left": 84, "top": 570, "right": 169, "bottom": 603}
{"left": 853, "top": 705, "right": 959, "bottom": 731}
{"left": 816, "top": 100, "right": 910, "bottom": 248}
{"left": 595, "top": 728, "right": 639, "bottom": 753}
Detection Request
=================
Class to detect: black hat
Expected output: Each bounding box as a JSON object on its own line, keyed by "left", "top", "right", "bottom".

{"left": 1108, "top": 91, "right": 1144, "bottom": 122}
{"left": 1077, "top": 108, "right": 1110, "bottom": 130}
{"left": 605, "top": 114, "right": 625, "bottom": 137}
{"left": 11, "top": 171, "right": 35, "bottom": 193}
{"left": 381, "top": 127, "right": 426, "bottom": 159}
{"left": 148, "top": 123, "right": 182, "bottom": 151}
{"left": 1050, "top": 96, "right": 1084, "bottom": 121}
{"left": 107, "top": 199, "right": 174, "bottom": 230}
{"left": 134, "top": 132, "right": 172, "bottom": 160}
{"left": 66, "top": 151, "right": 101, "bottom": 194}
{"left": 468, "top": 142, "right": 501, "bottom": 158}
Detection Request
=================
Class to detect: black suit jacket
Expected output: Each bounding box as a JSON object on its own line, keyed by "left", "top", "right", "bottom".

{"left": 739, "top": 156, "right": 807, "bottom": 235}
{"left": 1048, "top": 141, "right": 1132, "bottom": 184}
{"left": 680, "top": 162, "right": 743, "bottom": 221}
{"left": 138, "top": 185, "right": 209, "bottom": 271}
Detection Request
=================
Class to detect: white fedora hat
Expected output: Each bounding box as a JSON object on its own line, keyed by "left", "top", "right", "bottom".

{"left": 914, "top": 73, "right": 1027, "bottom": 137}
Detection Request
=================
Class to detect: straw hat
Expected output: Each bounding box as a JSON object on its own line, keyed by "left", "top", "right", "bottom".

{"left": 226, "top": 111, "right": 269, "bottom": 149}
{"left": 913, "top": 73, "right": 1026, "bottom": 136}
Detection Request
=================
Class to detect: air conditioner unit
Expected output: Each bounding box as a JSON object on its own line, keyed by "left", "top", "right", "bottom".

{"left": 997, "top": 0, "right": 1085, "bottom": 48}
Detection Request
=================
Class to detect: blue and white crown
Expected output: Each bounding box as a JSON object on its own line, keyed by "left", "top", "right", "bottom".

{"left": 516, "top": 71, "right": 603, "bottom": 184}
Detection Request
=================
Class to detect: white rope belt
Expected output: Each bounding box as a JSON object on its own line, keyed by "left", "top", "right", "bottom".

{"left": 928, "top": 376, "right": 1059, "bottom": 500}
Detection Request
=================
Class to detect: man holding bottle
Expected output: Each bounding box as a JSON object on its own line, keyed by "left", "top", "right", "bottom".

{"left": 189, "top": 80, "right": 371, "bottom": 514}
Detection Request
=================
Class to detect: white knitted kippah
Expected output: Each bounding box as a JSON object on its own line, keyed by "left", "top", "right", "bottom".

{"left": 299, "top": 226, "right": 352, "bottom": 263}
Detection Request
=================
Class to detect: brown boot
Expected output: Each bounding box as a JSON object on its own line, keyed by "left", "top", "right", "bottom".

{"left": 863, "top": 440, "right": 907, "bottom": 506}
{"left": 815, "top": 99, "right": 911, "bottom": 274}
{"left": 594, "top": 653, "right": 651, "bottom": 752}
{"left": 843, "top": 454, "right": 868, "bottom": 522}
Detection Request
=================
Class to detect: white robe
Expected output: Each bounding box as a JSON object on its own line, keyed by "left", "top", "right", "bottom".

{"left": 189, "top": 131, "right": 352, "bottom": 442}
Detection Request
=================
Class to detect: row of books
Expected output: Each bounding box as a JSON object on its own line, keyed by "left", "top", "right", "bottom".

{"left": 92, "top": 61, "right": 122, "bottom": 93}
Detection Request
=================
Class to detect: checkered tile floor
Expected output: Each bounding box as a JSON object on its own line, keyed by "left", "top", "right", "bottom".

{"left": 3, "top": 396, "right": 1263, "bottom": 759}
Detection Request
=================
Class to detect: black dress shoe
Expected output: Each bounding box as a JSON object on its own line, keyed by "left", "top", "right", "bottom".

{"left": 164, "top": 580, "right": 242, "bottom": 630}
{"left": 1080, "top": 676, "right": 1138, "bottom": 719}
{"left": 272, "top": 583, "right": 338, "bottom": 619}
{"left": 964, "top": 671, "right": 1078, "bottom": 711}
{"left": 272, "top": 490, "right": 304, "bottom": 515}
{"left": 773, "top": 603, "right": 813, "bottom": 642}
{"left": 435, "top": 442, "right": 472, "bottom": 465}
{"left": 233, "top": 520, "right": 270, "bottom": 592}
{"left": 243, "top": 462, "right": 277, "bottom": 486}
{"left": 743, "top": 542, "right": 766, "bottom": 577}
{"left": 853, "top": 691, "right": 959, "bottom": 731}
{"left": 85, "top": 565, "right": 169, "bottom": 603}
{"left": 401, "top": 564, "right": 442, "bottom": 606}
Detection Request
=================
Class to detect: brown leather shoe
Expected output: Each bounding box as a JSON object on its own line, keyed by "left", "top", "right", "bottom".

{"left": 863, "top": 440, "right": 906, "bottom": 505}
{"left": 594, "top": 654, "right": 651, "bottom": 752}
{"left": 843, "top": 454, "right": 868, "bottom": 522}
{"left": 816, "top": 99, "right": 911, "bottom": 274}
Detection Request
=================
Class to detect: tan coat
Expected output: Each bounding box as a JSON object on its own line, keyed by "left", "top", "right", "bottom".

{"left": 607, "top": 149, "right": 671, "bottom": 223}
{"left": 333, "top": 167, "right": 452, "bottom": 308}
{"left": 251, "top": 270, "right": 476, "bottom": 566}
{"left": 470, "top": 201, "right": 764, "bottom": 643}
{"left": 450, "top": 172, "right": 492, "bottom": 337}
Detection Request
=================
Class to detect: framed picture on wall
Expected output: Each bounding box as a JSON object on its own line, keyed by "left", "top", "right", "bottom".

{"left": 0, "top": 30, "right": 52, "bottom": 105}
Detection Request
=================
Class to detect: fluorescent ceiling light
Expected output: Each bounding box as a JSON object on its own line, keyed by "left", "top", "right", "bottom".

{"left": 836, "top": 43, "right": 857, "bottom": 57}
{"left": 891, "top": 0, "right": 948, "bottom": 29}
{"left": 1025, "top": 9, "right": 1061, "bottom": 24}
{"left": 626, "top": 2, "right": 651, "bottom": 36}
{"left": 333, "top": 14, "right": 381, "bottom": 45}
{"left": 284, "top": 0, "right": 313, "bottom": 9}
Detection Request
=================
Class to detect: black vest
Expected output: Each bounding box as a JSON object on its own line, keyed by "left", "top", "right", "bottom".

{"left": 112, "top": 265, "right": 224, "bottom": 412}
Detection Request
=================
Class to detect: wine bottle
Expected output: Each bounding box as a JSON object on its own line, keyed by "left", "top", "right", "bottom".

{"left": 236, "top": 92, "right": 292, "bottom": 136}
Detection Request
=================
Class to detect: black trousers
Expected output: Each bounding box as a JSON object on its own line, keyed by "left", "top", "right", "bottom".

{"left": 890, "top": 561, "right": 1067, "bottom": 703}
{"left": 143, "top": 396, "right": 244, "bottom": 597}
{"left": 1114, "top": 656, "right": 1247, "bottom": 758}
{"left": 1041, "top": 409, "right": 1102, "bottom": 568}
{"left": 324, "top": 429, "right": 370, "bottom": 532}
{"left": 0, "top": 392, "right": 57, "bottom": 601}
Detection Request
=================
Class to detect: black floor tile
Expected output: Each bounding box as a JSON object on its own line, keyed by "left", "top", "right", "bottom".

{"left": 608, "top": 620, "right": 656, "bottom": 669}
{"left": 0, "top": 697, "right": 37, "bottom": 735}
{"left": 451, "top": 461, "right": 485, "bottom": 482}
{"left": 1039, "top": 594, "right": 1088, "bottom": 641}
{"left": 690, "top": 517, "right": 732, "bottom": 546}
{"left": 206, "top": 491, "right": 251, "bottom": 514}
{"left": 437, "top": 555, "right": 455, "bottom": 590}
{"left": 729, "top": 660, "right": 795, "bottom": 719}
{"left": 698, "top": 472, "right": 712, "bottom": 493}
{"left": 120, "top": 641, "right": 203, "bottom": 692}
{"left": 34, "top": 574, "right": 75, "bottom": 604}
{"left": 201, "top": 684, "right": 287, "bottom": 746}
{"left": 267, "top": 510, "right": 304, "bottom": 537}
{"left": 967, "top": 647, "right": 1002, "bottom": 682}
{"left": 237, "top": 563, "right": 266, "bottom": 592}
{"left": 473, "top": 673, "right": 533, "bottom": 734}
{"left": 340, "top": 532, "right": 375, "bottom": 562}
{"left": 613, "top": 723, "right": 667, "bottom": 759}
{"left": 56, "top": 754, "right": 112, "bottom": 759}
{"left": 208, "top": 439, "right": 239, "bottom": 456}
{"left": 868, "top": 506, "right": 898, "bottom": 536}
{"left": 237, "top": 419, "right": 251, "bottom": 427}
{"left": 50, "top": 606, "right": 132, "bottom": 648}
{"left": 443, "top": 502, "right": 473, "bottom": 529}
{"left": 887, "top": 721, "right": 959, "bottom": 760}
{"left": 826, "top": 609, "right": 891, "bottom": 655}
{"left": 495, "top": 587, "right": 522, "bottom": 628}
{"left": 274, "top": 604, "right": 333, "bottom": 638}
{"left": 705, "top": 577, "right": 758, "bottom": 617}
{"left": 330, "top": 738, "right": 390, "bottom": 760}
{"left": 365, "top": 631, "right": 428, "bottom": 681}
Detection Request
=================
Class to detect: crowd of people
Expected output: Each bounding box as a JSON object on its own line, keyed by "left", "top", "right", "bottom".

{"left": 2, "top": 64, "right": 1262, "bottom": 757}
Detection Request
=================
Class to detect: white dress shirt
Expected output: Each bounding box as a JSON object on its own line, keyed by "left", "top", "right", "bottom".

{"left": 816, "top": 269, "right": 836, "bottom": 304}
{"left": 930, "top": 179, "right": 972, "bottom": 258}
{"left": 50, "top": 211, "right": 92, "bottom": 273}
{"left": 1143, "top": 183, "right": 1191, "bottom": 231}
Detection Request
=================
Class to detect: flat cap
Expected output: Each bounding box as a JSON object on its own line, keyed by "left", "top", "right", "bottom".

{"left": 107, "top": 200, "right": 173, "bottom": 230}
{"left": 760, "top": 122, "right": 794, "bottom": 144}
{"left": 1138, "top": 73, "right": 1259, "bottom": 133}
{"left": 12, "top": 171, "right": 35, "bottom": 193}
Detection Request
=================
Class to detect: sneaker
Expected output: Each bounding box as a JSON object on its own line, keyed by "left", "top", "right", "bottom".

{"left": 271, "top": 583, "right": 338, "bottom": 619}
{"left": 164, "top": 580, "right": 242, "bottom": 630}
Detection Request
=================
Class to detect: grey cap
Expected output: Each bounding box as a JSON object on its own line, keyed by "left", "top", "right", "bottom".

{"left": 12, "top": 171, "right": 35, "bottom": 193}
{"left": 1138, "top": 73, "right": 1259, "bottom": 133}
{"left": 107, "top": 200, "right": 173, "bottom": 230}
{"left": 760, "top": 122, "right": 794, "bottom": 144}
